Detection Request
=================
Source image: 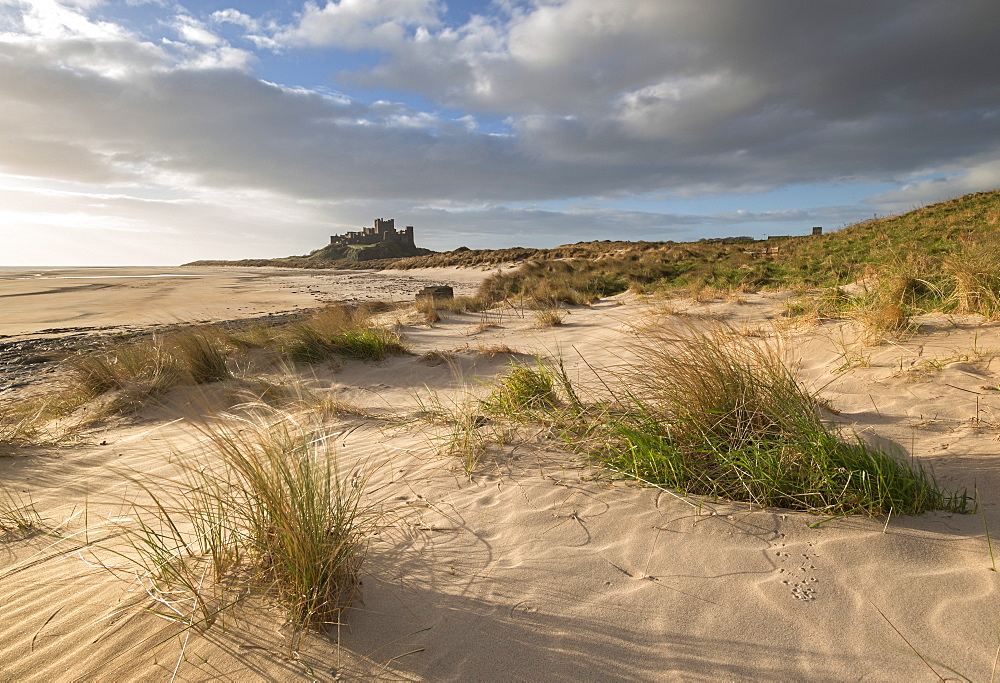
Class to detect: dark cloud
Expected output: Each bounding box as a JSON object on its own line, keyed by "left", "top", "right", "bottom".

{"left": 349, "top": 0, "right": 1000, "bottom": 193}
{"left": 4, "top": 1, "right": 999, "bottom": 205}
{"left": 1, "top": 0, "right": 999, "bottom": 264}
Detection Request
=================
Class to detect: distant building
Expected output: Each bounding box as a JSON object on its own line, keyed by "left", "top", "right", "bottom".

{"left": 330, "top": 218, "right": 414, "bottom": 247}
{"left": 767, "top": 226, "right": 823, "bottom": 240}
{"left": 699, "top": 236, "right": 754, "bottom": 244}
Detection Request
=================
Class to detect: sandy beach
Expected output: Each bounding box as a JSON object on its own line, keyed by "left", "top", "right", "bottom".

{"left": 1, "top": 267, "right": 998, "bottom": 680}
{"left": 0, "top": 266, "right": 495, "bottom": 338}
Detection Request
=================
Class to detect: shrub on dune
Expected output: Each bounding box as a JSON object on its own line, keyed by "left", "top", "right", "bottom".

{"left": 592, "top": 324, "right": 970, "bottom": 516}
{"left": 285, "top": 305, "right": 408, "bottom": 363}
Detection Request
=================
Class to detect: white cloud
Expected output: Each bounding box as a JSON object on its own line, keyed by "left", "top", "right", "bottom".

{"left": 3, "top": 0, "right": 128, "bottom": 42}
{"left": 867, "top": 156, "right": 1000, "bottom": 214}
{"left": 273, "top": 0, "right": 443, "bottom": 49}
{"left": 173, "top": 15, "right": 222, "bottom": 46}
{"left": 210, "top": 9, "right": 260, "bottom": 32}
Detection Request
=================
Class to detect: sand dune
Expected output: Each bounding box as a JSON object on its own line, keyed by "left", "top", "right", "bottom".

{"left": 0, "top": 271, "right": 998, "bottom": 680}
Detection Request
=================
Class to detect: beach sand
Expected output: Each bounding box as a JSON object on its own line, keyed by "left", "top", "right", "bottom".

{"left": 1, "top": 269, "right": 998, "bottom": 680}
{"left": 0, "top": 265, "right": 495, "bottom": 338}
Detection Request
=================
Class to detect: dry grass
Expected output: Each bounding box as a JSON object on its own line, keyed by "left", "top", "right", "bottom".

{"left": 466, "top": 322, "right": 501, "bottom": 335}
{"left": 418, "top": 350, "right": 456, "bottom": 366}
{"left": 413, "top": 390, "right": 502, "bottom": 474}
{"left": 474, "top": 343, "right": 527, "bottom": 358}
{"left": 167, "top": 328, "right": 232, "bottom": 384}
{"left": 69, "top": 336, "right": 185, "bottom": 404}
{"left": 97, "top": 408, "right": 378, "bottom": 640}
{"left": 687, "top": 277, "right": 716, "bottom": 303}
{"left": 7, "top": 308, "right": 408, "bottom": 435}
{"left": 533, "top": 307, "right": 565, "bottom": 327}
{"left": 942, "top": 240, "right": 1000, "bottom": 317}
{"left": 0, "top": 484, "right": 42, "bottom": 537}
{"left": 67, "top": 327, "right": 233, "bottom": 410}
{"left": 414, "top": 297, "right": 441, "bottom": 325}
{"left": 222, "top": 323, "right": 279, "bottom": 351}
{"left": 431, "top": 295, "right": 490, "bottom": 313}
{"left": 851, "top": 301, "right": 912, "bottom": 345}
{"left": 0, "top": 401, "right": 49, "bottom": 448}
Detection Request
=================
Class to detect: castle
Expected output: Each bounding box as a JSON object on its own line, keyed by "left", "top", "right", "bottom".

{"left": 330, "top": 218, "right": 414, "bottom": 247}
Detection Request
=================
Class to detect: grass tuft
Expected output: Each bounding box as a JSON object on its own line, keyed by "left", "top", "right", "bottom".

{"left": 942, "top": 240, "right": 1000, "bottom": 317}
{"left": 105, "top": 409, "right": 376, "bottom": 637}
{"left": 482, "top": 363, "right": 559, "bottom": 419}
{"left": 0, "top": 401, "right": 49, "bottom": 448}
{"left": 168, "top": 328, "right": 232, "bottom": 384}
{"left": 69, "top": 336, "right": 185, "bottom": 410}
{"left": 590, "top": 325, "right": 970, "bottom": 516}
{"left": 0, "top": 484, "right": 42, "bottom": 536}
{"left": 533, "top": 306, "right": 565, "bottom": 327}
{"left": 286, "top": 306, "right": 408, "bottom": 362}
{"left": 414, "top": 297, "right": 441, "bottom": 325}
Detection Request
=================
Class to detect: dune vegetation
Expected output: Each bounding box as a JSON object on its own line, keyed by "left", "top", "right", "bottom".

{"left": 187, "top": 190, "right": 1000, "bottom": 296}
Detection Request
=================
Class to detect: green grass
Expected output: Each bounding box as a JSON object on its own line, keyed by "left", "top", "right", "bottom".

{"left": 587, "top": 325, "right": 970, "bottom": 516}
{"left": 461, "top": 190, "right": 1000, "bottom": 312}
{"left": 284, "top": 305, "right": 408, "bottom": 362}
{"left": 419, "top": 360, "right": 570, "bottom": 475}
{"left": 482, "top": 363, "right": 559, "bottom": 419}
{"left": 288, "top": 325, "right": 407, "bottom": 362}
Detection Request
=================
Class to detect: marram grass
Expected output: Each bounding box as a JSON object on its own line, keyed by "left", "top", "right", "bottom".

{"left": 285, "top": 305, "right": 408, "bottom": 362}
{"left": 482, "top": 363, "right": 559, "bottom": 418}
{"left": 104, "top": 409, "right": 377, "bottom": 637}
{"left": 592, "top": 325, "right": 970, "bottom": 516}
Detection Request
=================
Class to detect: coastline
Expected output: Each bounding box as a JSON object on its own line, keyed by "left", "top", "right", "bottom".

{"left": 0, "top": 265, "right": 494, "bottom": 339}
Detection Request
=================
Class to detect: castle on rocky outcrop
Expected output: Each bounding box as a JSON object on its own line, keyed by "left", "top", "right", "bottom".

{"left": 330, "top": 218, "right": 414, "bottom": 247}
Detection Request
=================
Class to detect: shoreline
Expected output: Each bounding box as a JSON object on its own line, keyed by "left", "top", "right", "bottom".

{"left": 0, "top": 264, "right": 494, "bottom": 339}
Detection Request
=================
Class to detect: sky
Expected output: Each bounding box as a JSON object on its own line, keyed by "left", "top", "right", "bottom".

{"left": 2, "top": 0, "right": 999, "bottom": 265}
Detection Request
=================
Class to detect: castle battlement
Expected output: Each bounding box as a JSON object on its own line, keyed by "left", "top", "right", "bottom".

{"left": 330, "top": 218, "right": 414, "bottom": 247}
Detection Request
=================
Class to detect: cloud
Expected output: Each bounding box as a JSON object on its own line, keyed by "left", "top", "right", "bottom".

{"left": 6, "top": 0, "right": 1000, "bottom": 205}
{"left": 1, "top": 0, "right": 999, "bottom": 264}
{"left": 210, "top": 9, "right": 260, "bottom": 32}
{"left": 172, "top": 15, "right": 222, "bottom": 47}
{"left": 272, "top": 0, "right": 443, "bottom": 49}
{"left": 347, "top": 0, "right": 1000, "bottom": 194}
{"left": 866, "top": 157, "right": 1000, "bottom": 214}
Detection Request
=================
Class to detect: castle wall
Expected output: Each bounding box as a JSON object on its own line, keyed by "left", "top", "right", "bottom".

{"left": 330, "top": 218, "right": 415, "bottom": 247}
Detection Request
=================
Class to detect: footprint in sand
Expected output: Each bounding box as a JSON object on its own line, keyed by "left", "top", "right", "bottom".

{"left": 775, "top": 543, "right": 820, "bottom": 601}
